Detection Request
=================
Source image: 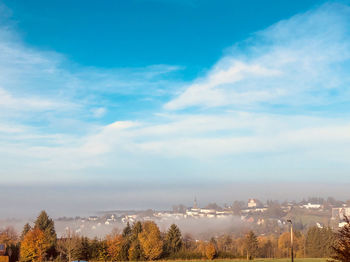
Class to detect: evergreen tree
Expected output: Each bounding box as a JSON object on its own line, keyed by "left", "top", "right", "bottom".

{"left": 21, "top": 223, "right": 31, "bottom": 240}
{"left": 306, "top": 226, "right": 320, "bottom": 257}
{"left": 128, "top": 240, "right": 144, "bottom": 261}
{"left": 165, "top": 224, "right": 183, "bottom": 254}
{"left": 123, "top": 222, "right": 132, "bottom": 238}
{"left": 131, "top": 221, "right": 143, "bottom": 240}
{"left": 321, "top": 227, "right": 335, "bottom": 257}
{"left": 98, "top": 240, "right": 109, "bottom": 262}
{"left": 90, "top": 237, "right": 101, "bottom": 261}
{"left": 120, "top": 239, "right": 130, "bottom": 261}
{"left": 244, "top": 231, "right": 258, "bottom": 260}
{"left": 72, "top": 236, "right": 91, "bottom": 261}
{"left": 80, "top": 237, "right": 91, "bottom": 260}
{"left": 331, "top": 216, "right": 350, "bottom": 262}
{"left": 306, "top": 226, "right": 334, "bottom": 257}
{"left": 127, "top": 221, "right": 144, "bottom": 261}
{"left": 34, "top": 210, "right": 57, "bottom": 259}
{"left": 121, "top": 222, "right": 132, "bottom": 260}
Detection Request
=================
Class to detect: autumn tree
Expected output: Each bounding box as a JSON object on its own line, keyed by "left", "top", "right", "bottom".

{"left": 278, "top": 232, "right": 291, "bottom": 258}
{"left": 0, "top": 226, "right": 19, "bottom": 262}
{"left": 257, "top": 235, "right": 274, "bottom": 258}
{"left": 244, "top": 231, "right": 258, "bottom": 260}
{"left": 34, "top": 211, "right": 57, "bottom": 259}
{"left": 331, "top": 216, "right": 350, "bottom": 262}
{"left": 165, "top": 224, "right": 183, "bottom": 255}
{"left": 294, "top": 231, "right": 306, "bottom": 258}
{"left": 205, "top": 242, "right": 217, "bottom": 260}
{"left": 196, "top": 240, "right": 207, "bottom": 257}
{"left": 106, "top": 234, "right": 124, "bottom": 261}
{"left": 235, "top": 236, "right": 247, "bottom": 257}
{"left": 138, "top": 221, "right": 163, "bottom": 260}
{"left": 0, "top": 227, "right": 18, "bottom": 245}
{"left": 20, "top": 228, "right": 50, "bottom": 262}
{"left": 216, "top": 235, "right": 233, "bottom": 253}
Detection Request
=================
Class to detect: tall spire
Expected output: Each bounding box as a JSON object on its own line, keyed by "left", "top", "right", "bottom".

{"left": 194, "top": 197, "right": 198, "bottom": 209}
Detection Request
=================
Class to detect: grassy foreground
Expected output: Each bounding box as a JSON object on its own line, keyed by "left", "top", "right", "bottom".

{"left": 156, "top": 259, "right": 328, "bottom": 262}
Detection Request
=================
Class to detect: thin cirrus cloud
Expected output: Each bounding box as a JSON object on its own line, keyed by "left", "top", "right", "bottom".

{"left": 0, "top": 2, "right": 350, "bottom": 185}
{"left": 165, "top": 3, "right": 350, "bottom": 111}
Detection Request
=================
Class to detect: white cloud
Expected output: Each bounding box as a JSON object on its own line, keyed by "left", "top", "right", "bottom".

{"left": 91, "top": 107, "right": 107, "bottom": 118}
{"left": 0, "top": 3, "right": 350, "bottom": 184}
{"left": 0, "top": 87, "right": 65, "bottom": 111}
{"left": 165, "top": 62, "right": 282, "bottom": 110}
{"left": 78, "top": 112, "right": 350, "bottom": 159}
{"left": 165, "top": 3, "right": 350, "bottom": 110}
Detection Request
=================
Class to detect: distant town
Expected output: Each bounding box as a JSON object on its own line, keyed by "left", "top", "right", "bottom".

{"left": 51, "top": 197, "right": 350, "bottom": 238}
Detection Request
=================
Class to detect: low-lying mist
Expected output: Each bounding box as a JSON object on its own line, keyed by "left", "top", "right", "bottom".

{"left": 1, "top": 216, "right": 247, "bottom": 240}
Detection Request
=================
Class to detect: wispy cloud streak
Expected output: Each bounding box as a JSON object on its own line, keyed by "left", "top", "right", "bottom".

{"left": 165, "top": 3, "right": 350, "bottom": 111}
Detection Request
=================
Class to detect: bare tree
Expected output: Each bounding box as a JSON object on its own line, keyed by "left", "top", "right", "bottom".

{"left": 57, "top": 229, "right": 79, "bottom": 262}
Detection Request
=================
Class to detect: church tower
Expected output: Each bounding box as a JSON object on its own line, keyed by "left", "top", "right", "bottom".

{"left": 193, "top": 197, "right": 198, "bottom": 209}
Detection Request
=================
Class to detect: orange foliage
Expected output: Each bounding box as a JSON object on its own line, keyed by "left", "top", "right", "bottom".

{"left": 138, "top": 221, "right": 163, "bottom": 260}
{"left": 0, "top": 227, "right": 18, "bottom": 245}
{"left": 106, "top": 234, "right": 124, "bottom": 261}
{"left": 278, "top": 231, "right": 305, "bottom": 258}
{"left": 20, "top": 228, "right": 50, "bottom": 262}
{"left": 205, "top": 243, "right": 217, "bottom": 260}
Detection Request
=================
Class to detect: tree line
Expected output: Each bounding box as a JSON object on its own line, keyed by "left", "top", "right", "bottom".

{"left": 1, "top": 211, "right": 350, "bottom": 262}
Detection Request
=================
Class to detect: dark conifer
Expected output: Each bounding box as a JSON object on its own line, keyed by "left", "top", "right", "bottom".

{"left": 331, "top": 216, "right": 350, "bottom": 262}
{"left": 165, "top": 224, "right": 183, "bottom": 254}
{"left": 34, "top": 210, "right": 57, "bottom": 259}
{"left": 122, "top": 222, "right": 132, "bottom": 238}
{"left": 21, "top": 223, "right": 31, "bottom": 240}
{"left": 245, "top": 231, "right": 258, "bottom": 260}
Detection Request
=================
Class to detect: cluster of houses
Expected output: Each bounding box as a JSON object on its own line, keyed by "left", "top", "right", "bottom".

{"left": 58, "top": 198, "right": 350, "bottom": 236}
{"left": 182, "top": 198, "right": 233, "bottom": 218}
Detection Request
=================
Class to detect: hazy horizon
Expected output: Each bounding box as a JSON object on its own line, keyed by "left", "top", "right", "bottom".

{"left": 1, "top": 181, "right": 349, "bottom": 219}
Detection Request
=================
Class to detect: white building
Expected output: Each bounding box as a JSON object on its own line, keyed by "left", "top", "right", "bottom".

{"left": 248, "top": 199, "right": 258, "bottom": 208}
{"left": 339, "top": 222, "right": 348, "bottom": 228}
{"left": 301, "top": 203, "right": 322, "bottom": 209}
{"left": 332, "top": 207, "right": 350, "bottom": 220}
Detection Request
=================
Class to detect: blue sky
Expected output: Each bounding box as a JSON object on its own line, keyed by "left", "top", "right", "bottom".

{"left": 1, "top": 0, "right": 350, "bottom": 215}
{"left": 2, "top": 0, "right": 326, "bottom": 70}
